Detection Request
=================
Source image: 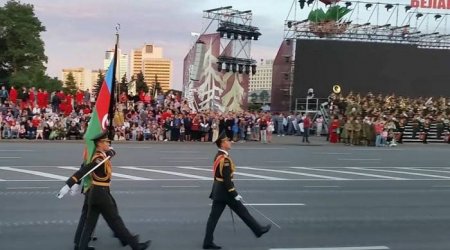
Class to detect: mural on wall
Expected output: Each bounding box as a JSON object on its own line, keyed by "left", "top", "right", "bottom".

{"left": 183, "top": 33, "right": 249, "bottom": 112}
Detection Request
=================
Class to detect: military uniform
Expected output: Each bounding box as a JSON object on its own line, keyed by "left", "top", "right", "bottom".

{"left": 62, "top": 133, "right": 150, "bottom": 250}
{"left": 203, "top": 133, "right": 270, "bottom": 249}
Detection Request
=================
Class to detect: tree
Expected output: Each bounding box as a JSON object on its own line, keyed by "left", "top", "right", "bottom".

{"left": 250, "top": 92, "right": 259, "bottom": 104}
{"left": 119, "top": 73, "right": 128, "bottom": 94}
{"left": 93, "top": 70, "right": 104, "bottom": 97}
{"left": 64, "top": 72, "right": 77, "bottom": 95}
{"left": 135, "top": 71, "right": 148, "bottom": 93}
{"left": 0, "top": 1, "right": 47, "bottom": 86}
{"left": 259, "top": 90, "right": 269, "bottom": 104}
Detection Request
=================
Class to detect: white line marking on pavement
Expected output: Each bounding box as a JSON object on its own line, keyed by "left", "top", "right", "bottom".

{"left": 158, "top": 151, "right": 201, "bottom": 154}
{"left": 210, "top": 203, "right": 305, "bottom": 206}
{"left": 161, "top": 157, "right": 209, "bottom": 160}
{"left": 118, "top": 146, "right": 153, "bottom": 149}
{"left": 234, "top": 147, "right": 286, "bottom": 150}
{"left": 319, "top": 153, "right": 352, "bottom": 155}
{"left": 269, "top": 246, "right": 389, "bottom": 250}
{"left": 239, "top": 167, "right": 349, "bottom": 180}
{"left": 59, "top": 167, "right": 152, "bottom": 180}
{"left": 432, "top": 186, "right": 450, "bottom": 188}
{"left": 6, "top": 187, "right": 49, "bottom": 190}
{"left": 304, "top": 186, "right": 340, "bottom": 188}
{"left": 179, "top": 166, "right": 288, "bottom": 180}
{"left": 120, "top": 166, "right": 211, "bottom": 180}
{"left": 398, "top": 167, "right": 450, "bottom": 176}
{"left": 338, "top": 159, "right": 381, "bottom": 161}
{"left": 165, "top": 161, "right": 196, "bottom": 163}
{"left": 0, "top": 150, "right": 33, "bottom": 152}
{"left": 0, "top": 167, "right": 66, "bottom": 180}
{"left": 161, "top": 186, "right": 200, "bottom": 188}
{"left": 0, "top": 157, "right": 21, "bottom": 159}
{"left": 292, "top": 167, "right": 407, "bottom": 180}
{"left": 348, "top": 167, "right": 450, "bottom": 179}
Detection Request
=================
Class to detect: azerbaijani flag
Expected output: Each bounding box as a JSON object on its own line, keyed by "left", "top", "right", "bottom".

{"left": 82, "top": 54, "right": 116, "bottom": 191}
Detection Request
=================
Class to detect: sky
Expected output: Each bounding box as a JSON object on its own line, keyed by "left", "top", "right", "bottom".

{"left": 4, "top": 0, "right": 440, "bottom": 90}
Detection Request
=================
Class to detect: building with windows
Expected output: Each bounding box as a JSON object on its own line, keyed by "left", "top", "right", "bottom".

{"left": 130, "top": 44, "right": 172, "bottom": 92}
{"left": 249, "top": 59, "right": 273, "bottom": 92}
{"left": 61, "top": 68, "right": 87, "bottom": 90}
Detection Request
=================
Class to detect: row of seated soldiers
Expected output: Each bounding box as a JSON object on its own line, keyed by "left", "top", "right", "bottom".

{"left": 332, "top": 115, "right": 450, "bottom": 145}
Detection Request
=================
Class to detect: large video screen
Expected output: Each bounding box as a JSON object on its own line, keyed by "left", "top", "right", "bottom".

{"left": 293, "top": 39, "right": 450, "bottom": 100}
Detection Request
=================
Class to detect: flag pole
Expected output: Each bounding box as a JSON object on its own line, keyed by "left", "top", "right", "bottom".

{"left": 108, "top": 24, "right": 120, "bottom": 141}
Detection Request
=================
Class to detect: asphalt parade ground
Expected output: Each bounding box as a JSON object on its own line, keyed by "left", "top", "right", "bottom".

{"left": 1, "top": 137, "right": 450, "bottom": 250}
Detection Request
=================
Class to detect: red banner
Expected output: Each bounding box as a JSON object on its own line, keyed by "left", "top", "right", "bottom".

{"left": 411, "top": 0, "right": 450, "bottom": 9}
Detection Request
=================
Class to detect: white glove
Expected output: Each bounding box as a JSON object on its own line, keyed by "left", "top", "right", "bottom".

{"left": 57, "top": 184, "right": 70, "bottom": 199}
{"left": 234, "top": 194, "right": 243, "bottom": 201}
{"left": 70, "top": 184, "right": 81, "bottom": 196}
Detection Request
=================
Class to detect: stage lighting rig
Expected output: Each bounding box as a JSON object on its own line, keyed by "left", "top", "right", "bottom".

{"left": 299, "top": 0, "right": 306, "bottom": 9}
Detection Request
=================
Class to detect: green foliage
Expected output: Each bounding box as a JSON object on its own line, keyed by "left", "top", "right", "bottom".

{"left": 93, "top": 70, "right": 104, "bottom": 96}
{"left": 259, "top": 90, "right": 270, "bottom": 104}
{"left": 248, "top": 102, "right": 262, "bottom": 112}
{"left": 64, "top": 72, "right": 77, "bottom": 95}
{"left": 250, "top": 92, "right": 259, "bottom": 104}
{"left": 119, "top": 74, "right": 128, "bottom": 94}
{"left": 0, "top": 0, "right": 49, "bottom": 88}
{"left": 135, "top": 71, "right": 148, "bottom": 93}
{"left": 308, "top": 6, "right": 351, "bottom": 23}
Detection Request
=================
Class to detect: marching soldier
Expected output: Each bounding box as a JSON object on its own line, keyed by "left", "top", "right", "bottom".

{"left": 57, "top": 132, "right": 150, "bottom": 250}
{"left": 202, "top": 132, "right": 271, "bottom": 249}
{"left": 68, "top": 163, "right": 96, "bottom": 250}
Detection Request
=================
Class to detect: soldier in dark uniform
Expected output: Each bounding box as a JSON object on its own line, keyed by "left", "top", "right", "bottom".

{"left": 202, "top": 132, "right": 271, "bottom": 249}
{"left": 69, "top": 163, "right": 96, "bottom": 250}
{"left": 57, "top": 132, "right": 150, "bottom": 250}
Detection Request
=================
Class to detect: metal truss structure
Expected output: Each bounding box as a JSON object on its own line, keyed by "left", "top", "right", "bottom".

{"left": 203, "top": 6, "right": 260, "bottom": 74}
{"left": 285, "top": 0, "right": 450, "bottom": 49}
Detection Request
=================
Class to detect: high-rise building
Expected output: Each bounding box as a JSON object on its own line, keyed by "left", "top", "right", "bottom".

{"left": 249, "top": 59, "right": 273, "bottom": 92}
{"left": 61, "top": 68, "right": 86, "bottom": 90}
{"left": 103, "top": 49, "right": 129, "bottom": 80}
{"left": 131, "top": 44, "right": 172, "bottom": 92}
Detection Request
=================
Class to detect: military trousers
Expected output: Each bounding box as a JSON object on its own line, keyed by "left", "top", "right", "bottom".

{"left": 77, "top": 186, "right": 138, "bottom": 250}
{"left": 203, "top": 199, "right": 263, "bottom": 245}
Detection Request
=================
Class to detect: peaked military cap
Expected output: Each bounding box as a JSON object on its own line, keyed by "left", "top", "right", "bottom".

{"left": 215, "top": 131, "right": 229, "bottom": 148}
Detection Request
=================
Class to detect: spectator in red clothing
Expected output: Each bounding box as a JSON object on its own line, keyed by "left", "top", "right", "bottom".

{"left": 43, "top": 90, "right": 49, "bottom": 108}
{"left": 191, "top": 116, "right": 200, "bottom": 141}
{"left": 64, "top": 100, "right": 73, "bottom": 117}
{"left": 75, "top": 89, "right": 84, "bottom": 106}
{"left": 329, "top": 116, "right": 340, "bottom": 143}
{"left": 144, "top": 93, "right": 151, "bottom": 106}
{"left": 302, "top": 113, "right": 311, "bottom": 143}
{"left": 9, "top": 86, "right": 17, "bottom": 104}
{"left": 66, "top": 93, "right": 73, "bottom": 107}
{"left": 28, "top": 87, "right": 35, "bottom": 108}
{"left": 139, "top": 90, "right": 145, "bottom": 102}
{"left": 37, "top": 88, "right": 46, "bottom": 109}
{"left": 83, "top": 106, "right": 91, "bottom": 115}
{"left": 119, "top": 91, "right": 128, "bottom": 104}
{"left": 56, "top": 90, "right": 66, "bottom": 103}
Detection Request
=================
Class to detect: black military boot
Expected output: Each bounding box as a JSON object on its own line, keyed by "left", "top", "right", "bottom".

{"left": 256, "top": 224, "right": 271, "bottom": 238}
{"left": 130, "top": 235, "right": 151, "bottom": 250}
{"left": 202, "top": 242, "right": 222, "bottom": 249}
{"left": 74, "top": 245, "right": 95, "bottom": 250}
{"left": 135, "top": 240, "right": 151, "bottom": 250}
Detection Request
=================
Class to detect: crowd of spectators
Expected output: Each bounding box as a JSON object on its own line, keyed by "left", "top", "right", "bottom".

{"left": 0, "top": 86, "right": 283, "bottom": 144}
{"left": 1, "top": 85, "right": 449, "bottom": 145}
